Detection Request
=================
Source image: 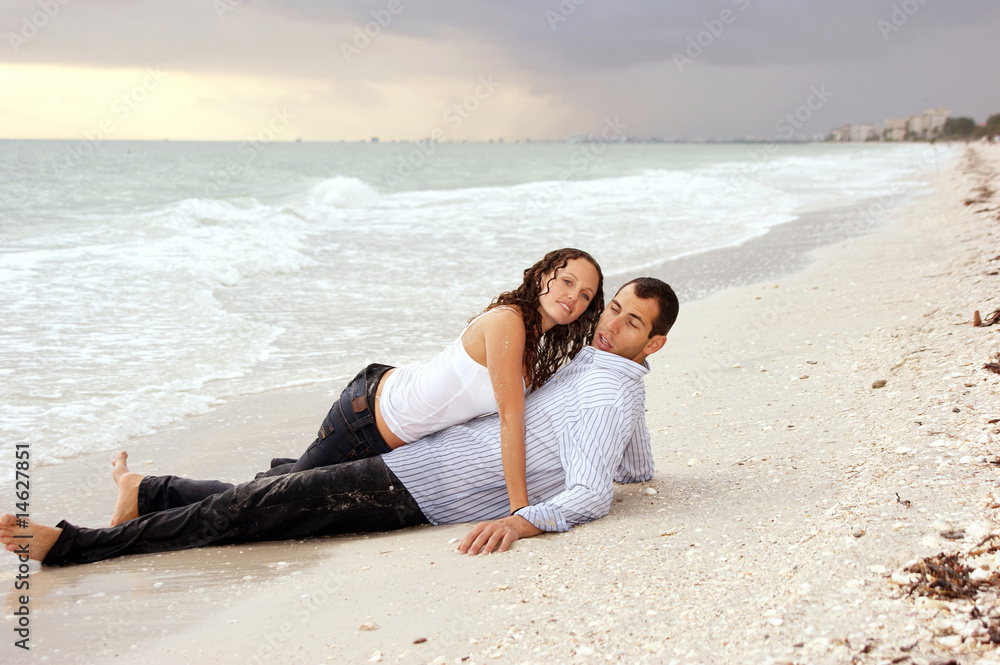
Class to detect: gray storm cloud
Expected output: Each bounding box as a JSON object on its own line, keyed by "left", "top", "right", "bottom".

{"left": 2, "top": 0, "right": 998, "bottom": 139}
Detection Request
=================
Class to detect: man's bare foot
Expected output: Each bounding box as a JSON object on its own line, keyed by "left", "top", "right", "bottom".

{"left": 109, "top": 452, "right": 144, "bottom": 526}
{"left": 0, "top": 513, "right": 60, "bottom": 562}
{"left": 111, "top": 451, "right": 131, "bottom": 485}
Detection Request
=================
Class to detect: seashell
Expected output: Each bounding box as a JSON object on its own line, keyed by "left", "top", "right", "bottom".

{"left": 932, "top": 616, "right": 954, "bottom": 631}
{"left": 917, "top": 597, "right": 952, "bottom": 610}
{"left": 890, "top": 572, "right": 917, "bottom": 585}
{"left": 931, "top": 519, "right": 951, "bottom": 532}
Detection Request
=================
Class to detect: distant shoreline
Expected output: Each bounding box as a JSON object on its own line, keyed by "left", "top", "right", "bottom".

{"left": 0, "top": 136, "right": 961, "bottom": 145}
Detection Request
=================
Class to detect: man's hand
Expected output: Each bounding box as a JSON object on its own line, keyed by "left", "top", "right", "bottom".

{"left": 457, "top": 515, "right": 544, "bottom": 555}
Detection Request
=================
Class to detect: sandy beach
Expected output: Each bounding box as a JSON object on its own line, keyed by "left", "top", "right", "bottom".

{"left": 6, "top": 144, "right": 1000, "bottom": 664}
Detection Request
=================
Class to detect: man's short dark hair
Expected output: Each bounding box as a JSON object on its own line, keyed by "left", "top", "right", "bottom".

{"left": 618, "top": 277, "right": 679, "bottom": 337}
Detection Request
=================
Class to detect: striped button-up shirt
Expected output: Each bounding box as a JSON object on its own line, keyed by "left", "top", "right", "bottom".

{"left": 382, "top": 346, "right": 654, "bottom": 532}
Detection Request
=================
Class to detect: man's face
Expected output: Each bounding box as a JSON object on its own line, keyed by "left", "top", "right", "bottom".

{"left": 591, "top": 284, "right": 666, "bottom": 363}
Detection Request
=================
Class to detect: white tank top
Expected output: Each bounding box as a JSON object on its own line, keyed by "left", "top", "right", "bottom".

{"left": 379, "top": 311, "right": 523, "bottom": 443}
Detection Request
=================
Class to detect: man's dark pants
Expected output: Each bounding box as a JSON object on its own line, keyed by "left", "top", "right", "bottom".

{"left": 132, "top": 361, "right": 398, "bottom": 514}
{"left": 42, "top": 363, "right": 429, "bottom": 566}
{"left": 44, "top": 456, "right": 428, "bottom": 566}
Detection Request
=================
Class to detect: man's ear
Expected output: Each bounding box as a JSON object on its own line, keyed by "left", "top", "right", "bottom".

{"left": 642, "top": 334, "right": 667, "bottom": 357}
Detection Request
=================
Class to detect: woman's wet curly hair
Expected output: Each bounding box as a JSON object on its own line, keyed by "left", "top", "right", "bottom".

{"left": 481, "top": 248, "right": 604, "bottom": 389}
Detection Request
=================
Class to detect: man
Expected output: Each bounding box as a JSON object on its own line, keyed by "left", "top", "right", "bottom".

{"left": 1, "top": 278, "right": 678, "bottom": 565}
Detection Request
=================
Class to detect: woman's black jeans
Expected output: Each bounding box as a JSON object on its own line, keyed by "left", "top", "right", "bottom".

{"left": 290, "top": 362, "right": 394, "bottom": 472}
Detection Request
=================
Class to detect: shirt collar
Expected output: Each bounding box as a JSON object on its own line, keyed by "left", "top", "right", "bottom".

{"left": 577, "top": 346, "right": 651, "bottom": 379}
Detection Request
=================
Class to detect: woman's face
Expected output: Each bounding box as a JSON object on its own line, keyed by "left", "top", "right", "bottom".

{"left": 536, "top": 257, "right": 600, "bottom": 331}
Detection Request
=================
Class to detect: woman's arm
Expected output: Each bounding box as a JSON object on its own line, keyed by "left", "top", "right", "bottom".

{"left": 475, "top": 308, "right": 530, "bottom": 514}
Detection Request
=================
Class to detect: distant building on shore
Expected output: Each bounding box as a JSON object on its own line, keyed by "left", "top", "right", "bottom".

{"left": 884, "top": 107, "right": 949, "bottom": 141}
{"left": 883, "top": 118, "right": 908, "bottom": 141}
{"left": 829, "top": 123, "right": 877, "bottom": 142}
{"left": 828, "top": 107, "right": 950, "bottom": 142}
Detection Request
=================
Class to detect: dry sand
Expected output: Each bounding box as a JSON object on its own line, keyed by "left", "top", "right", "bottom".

{"left": 5, "top": 144, "right": 1000, "bottom": 664}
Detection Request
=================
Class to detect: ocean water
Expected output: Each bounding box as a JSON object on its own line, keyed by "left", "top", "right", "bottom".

{"left": 0, "top": 140, "right": 949, "bottom": 467}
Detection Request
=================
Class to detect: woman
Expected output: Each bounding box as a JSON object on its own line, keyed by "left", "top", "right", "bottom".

{"left": 289, "top": 248, "right": 604, "bottom": 514}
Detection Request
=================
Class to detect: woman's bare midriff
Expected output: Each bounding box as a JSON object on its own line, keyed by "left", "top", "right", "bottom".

{"left": 374, "top": 368, "right": 407, "bottom": 449}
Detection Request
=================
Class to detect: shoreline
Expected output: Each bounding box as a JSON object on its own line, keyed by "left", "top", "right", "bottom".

{"left": 0, "top": 142, "right": 944, "bottom": 476}
{"left": 611, "top": 200, "right": 879, "bottom": 301}
{"left": 17, "top": 149, "right": 940, "bottom": 477}
{"left": 4, "top": 146, "right": 1000, "bottom": 663}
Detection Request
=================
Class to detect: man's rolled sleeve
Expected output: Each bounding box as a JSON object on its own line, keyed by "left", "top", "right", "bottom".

{"left": 517, "top": 504, "right": 568, "bottom": 532}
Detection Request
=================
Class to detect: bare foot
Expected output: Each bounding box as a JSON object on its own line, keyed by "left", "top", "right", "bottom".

{"left": 110, "top": 451, "right": 131, "bottom": 485}
{"left": 110, "top": 455, "right": 144, "bottom": 526}
{"left": 0, "top": 513, "right": 61, "bottom": 562}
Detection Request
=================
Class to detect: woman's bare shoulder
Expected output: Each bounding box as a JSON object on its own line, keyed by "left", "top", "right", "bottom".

{"left": 472, "top": 306, "right": 526, "bottom": 338}
{"left": 485, "top": 305, "right": 524, "bottom": 322}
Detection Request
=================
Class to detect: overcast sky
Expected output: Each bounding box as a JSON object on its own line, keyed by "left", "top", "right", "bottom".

{"left": 1, "top": 0, "right": 998, "bottom": 141}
